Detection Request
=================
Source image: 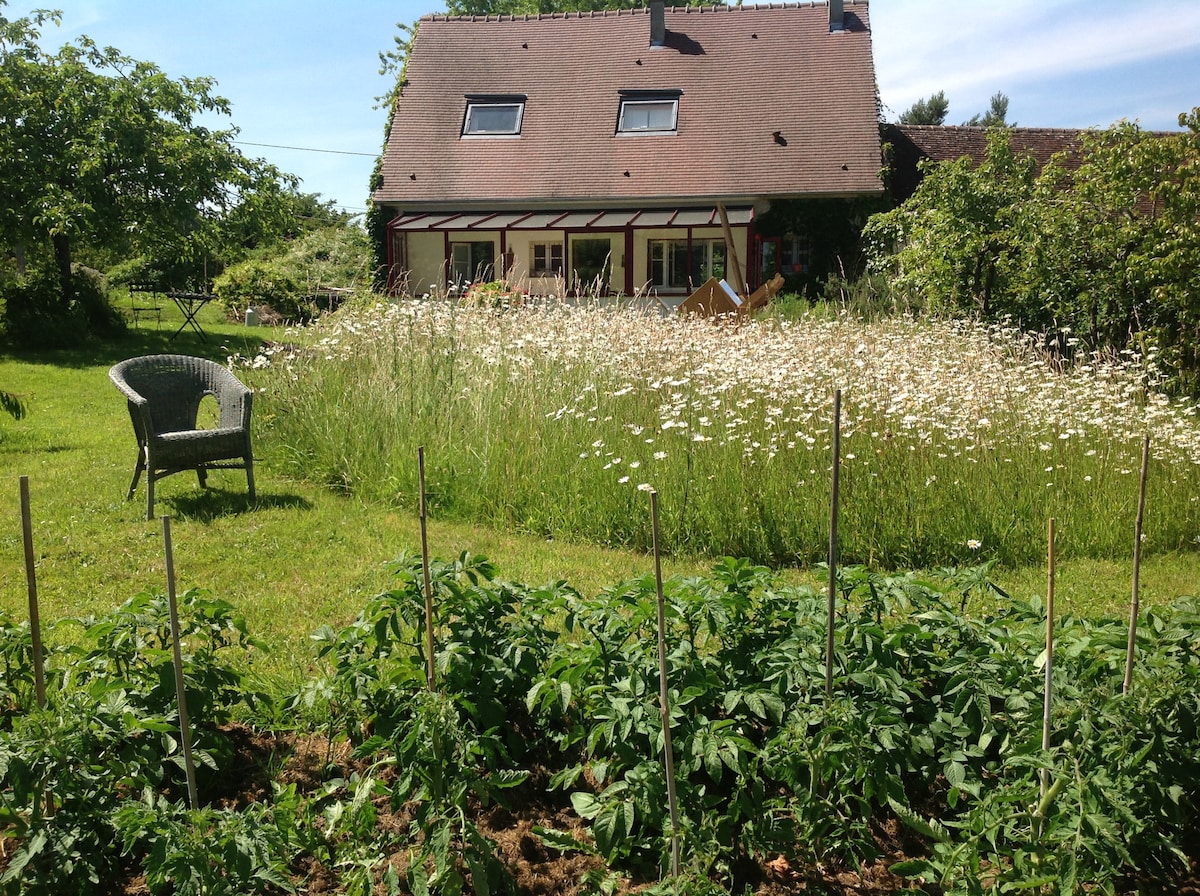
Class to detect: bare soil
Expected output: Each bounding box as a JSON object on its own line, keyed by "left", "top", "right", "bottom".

{"left": 185, "top": 724, "right": 929, "bottom": 895}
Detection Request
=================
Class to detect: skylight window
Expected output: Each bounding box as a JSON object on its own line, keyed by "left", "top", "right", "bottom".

{"left": 616, "top": 90, "right": 681, "bottom": 134}
{"left": 462, "top": 96, "right": 526, "bottom": 136}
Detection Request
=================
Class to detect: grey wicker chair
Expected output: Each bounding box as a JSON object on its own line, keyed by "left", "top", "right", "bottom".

{"left": 109, "top": 354, "right": 255, "bottom": 520}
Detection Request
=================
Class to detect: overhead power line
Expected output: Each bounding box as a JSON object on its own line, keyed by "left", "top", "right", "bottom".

{"left": 236, "top": 141, "right": 377, "bottom": 157}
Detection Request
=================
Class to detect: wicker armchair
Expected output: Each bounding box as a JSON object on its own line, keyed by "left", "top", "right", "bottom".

{"left": 109, "top": 354, "right": 255, "bottom": 520}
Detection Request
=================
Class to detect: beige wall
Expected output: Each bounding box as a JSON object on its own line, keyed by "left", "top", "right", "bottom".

{"left": 399, "top": 224, "right": 748, "bottom": 297}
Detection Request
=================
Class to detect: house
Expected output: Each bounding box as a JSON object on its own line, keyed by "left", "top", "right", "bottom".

{"left": 372, "top": 0, "right": 883, "bottom": 300}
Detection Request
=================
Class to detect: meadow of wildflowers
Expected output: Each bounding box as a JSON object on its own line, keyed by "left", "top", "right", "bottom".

{"left": 242, "top": 299, "right": 1200, "bottom": 568}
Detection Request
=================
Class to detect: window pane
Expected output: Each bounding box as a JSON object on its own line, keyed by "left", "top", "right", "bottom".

{"left": 619, "top": 99, "right": 677, "bottom": 133}
{"left": 531, "top": 242, "right": 563, "bottom": 276}
{"left": 451, "top": 241, "right": 495, "bottom": 285}
{"left": 464, "top": 103, "right": 522, "bottom": 135}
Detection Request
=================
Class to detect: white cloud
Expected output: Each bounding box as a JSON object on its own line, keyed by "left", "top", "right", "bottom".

{"left": 872, "top": 0, "right": 1200, "bottom": 127}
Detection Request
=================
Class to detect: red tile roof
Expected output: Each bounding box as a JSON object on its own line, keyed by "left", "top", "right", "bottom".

{"left": 375, "top": 2, "right": 882, "bottom": 210}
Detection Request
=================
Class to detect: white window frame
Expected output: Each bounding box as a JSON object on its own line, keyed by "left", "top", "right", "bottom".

{"left": 617, "top": 97, "right": 678, "bottom": 134}
{"left": 530, "top": 242, "right": 564, "bottom": 277}
{"left": 648, "top": 238, "right": 725, "bottom": 290}
{"left": 462, "top": 101, "right": 525, "bottom": 136}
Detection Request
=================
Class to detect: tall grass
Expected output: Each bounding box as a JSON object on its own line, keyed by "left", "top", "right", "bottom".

{"left": 241, "top": 299, "right": 1200, "bottom": 568}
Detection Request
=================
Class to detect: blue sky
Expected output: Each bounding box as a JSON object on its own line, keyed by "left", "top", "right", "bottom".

{"left": 28, "top": 0, "right": 1200, "bottom": 216}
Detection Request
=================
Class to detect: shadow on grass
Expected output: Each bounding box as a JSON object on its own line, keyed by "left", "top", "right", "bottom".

{"left": 0, "top": 318, "right": 273, "bottom": 371}
{"left": 136, "top": 488, "right": 314, "bottom": 523}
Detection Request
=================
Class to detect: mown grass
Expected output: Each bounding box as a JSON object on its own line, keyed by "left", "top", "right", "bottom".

{"left": 1, "top": 298, "right": 1197, "bottom": 689}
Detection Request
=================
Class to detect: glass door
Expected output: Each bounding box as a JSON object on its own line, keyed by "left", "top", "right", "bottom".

{"left": 569, "top": 237, "right": 613, "bottom": 295}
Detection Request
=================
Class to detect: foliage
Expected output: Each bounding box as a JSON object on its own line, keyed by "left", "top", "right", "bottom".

{"left": 0, "top": 2, "right": 298, "bottom": 337}
{"left": 213, "top": 223, "right": 370, "bottom": 321}
{"left": 899, "top": 90, "right": 949, "bottom": 126}
{"left": 0, "top": 263, "right": 125, "bottom": 348}
{"left": 3, "top": 544, "right": 1200, "bottom": 893}
{"left": 962, "top": 91, "right": 1011, "bottom": 128}
{"left": 753, "top": 197, "right": 890, "bottom": 297}
{"left": 865, "top": 129, "right": 1038, "bottom": 318}
{"left": 0, "top": 590, "right": 266, "bottom": 894}
{"left": 897, "top": 90, "right": 1010, "bottom": 127}
{"left": 294, "top": 552, "right": 1200, "bottom": 892}
{"left": 294, "top": 551, "right": 539, "bottom": 894}
{"left": 113, "top": 787, "right": 301, "bottom": 895}
{"left": 866, "top": 111, "right": 1200, "bottom": 394}
{"left": 243, "top": 301, "right": 1200, "bottom": 570}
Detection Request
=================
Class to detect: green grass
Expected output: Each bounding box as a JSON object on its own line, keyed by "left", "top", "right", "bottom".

{"left": 1, "top": 301, "right": 1197, "bottom": 689}
{"left": 246, "top": 300, "right": 1200, "bottom": 568}
{"left": 0, "top": 305, "right": 713, "bottom": 683}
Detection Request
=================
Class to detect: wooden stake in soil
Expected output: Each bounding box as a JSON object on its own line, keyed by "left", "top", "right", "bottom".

{"left": 19, "top": 477, "right": 46, "bottom": 710}
{"left": 1041, "top": 517, "right": 1056, "bottom": 808}
{"left": 161, "top": 516, "right": 199, "bottom": 811}
{"left": 825, "top": 389, "right": 842, "bottom": 702}
{"left": 418, "top": 447, "right": 436, "bottom": 691}
{"left": 650, "top": 490, "right": 681, "bottom": 879}
{"left": 1123, "top": 435, "right": 1150, "bottom": 696}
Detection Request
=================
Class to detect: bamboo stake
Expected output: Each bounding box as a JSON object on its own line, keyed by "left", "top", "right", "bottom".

{"left": 1040, "top": 517, "right": 1056, "bottom": 808}
{"left": 1123, "top": 435, "right": 1150, "bottom": 695}
{"left": 418, "top": 447, "right": 437, "bottom": 691}
{"left": 825, "top": 389, "right": 842, "bottom": 702}
{"left": 162, "top": 516, "right": 199, "bottom": 810}
{"left": 19, "top": 477, "right": 46, "bottom": 710}
{"left": 650, "top": 489, "right": 681, "bottom": 879}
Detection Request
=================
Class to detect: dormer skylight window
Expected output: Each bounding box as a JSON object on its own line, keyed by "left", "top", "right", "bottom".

{"left": 617, "top": 89, "right": 681, "bottom": 134}
{"left": 462, "top": 95, "right": 526, "bottom": 136}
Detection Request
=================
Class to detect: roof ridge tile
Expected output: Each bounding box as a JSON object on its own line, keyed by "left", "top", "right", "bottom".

{"left": 420, "top": 1, "right": 869, "bottom": 22}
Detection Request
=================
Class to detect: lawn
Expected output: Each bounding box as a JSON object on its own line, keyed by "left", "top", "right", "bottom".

{"left": 0, "top": 302, "right": 714, "bottom": 683}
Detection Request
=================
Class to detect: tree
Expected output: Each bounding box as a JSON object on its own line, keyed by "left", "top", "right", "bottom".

{"left": 964, "top": 91, "right": 1011, "bottom": 128}
{"left": 0, "top": 3, "right": 297, "bottom": 332}
{"left": 899, "top": 91, "right": 949, "bottom": 125}
{"left": 864, "top": 129, "right": 1036, "bottom": 317}
{"left": 864, "top": 111, "right": 1200, "bottom": 394}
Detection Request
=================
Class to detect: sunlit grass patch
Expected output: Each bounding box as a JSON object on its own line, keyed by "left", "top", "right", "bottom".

{"left": 241, "top": 300, "right": 1200, "bottom": 568}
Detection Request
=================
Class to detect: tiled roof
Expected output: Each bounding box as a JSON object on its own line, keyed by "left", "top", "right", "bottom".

{"left": 375, "top": 2, "right": 882, "bottom": 209}
{"left": 885, "top": 124, "right": 1088, "bottom": 200}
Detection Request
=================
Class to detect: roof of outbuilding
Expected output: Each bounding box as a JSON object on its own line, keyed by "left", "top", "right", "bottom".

{"left": 885, "top": 124, "right": 1089, "bottom": 201}
{"left": 374, "top": 2, "right": 882, "bottom": 210}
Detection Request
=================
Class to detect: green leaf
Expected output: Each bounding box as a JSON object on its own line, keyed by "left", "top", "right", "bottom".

{"left": 888, "top": 858, "right": 933, "bottom": 879}
{"left": 887, "top": 797, "right": 950, "bottom": 843}
{"left": 571, "top": 792, "right": 601, "bottom": 820}
{"left": 532, "top": 826, "right": 599, "bottom": 856}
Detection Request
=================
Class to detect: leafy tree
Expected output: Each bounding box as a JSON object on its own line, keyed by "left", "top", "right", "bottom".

{"left": 1016, "top": 115, "right": 1200, "bottom": 388}
{"left": 0, "top": 3, "right": 297, "bottom": 337}
{"left": 214, "top": 222, "right": 371, "bottom": 321}
{"left": 899, "top": 91, "right": 948, "bottom": 125}
{"left": 865, "top": 111, "right": 1200, "bottom": 393}
{"left": 864, "top": 128, "right": 1036, "bottom": 317}
{"left": 963, "top": 91, "right": 1011, "bottom": 128}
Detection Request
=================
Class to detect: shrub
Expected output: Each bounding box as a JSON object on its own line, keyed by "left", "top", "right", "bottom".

{"left": 0, "top": 265, "right": 125, "bottom": 348}
{"left": 214, "top": 224, "right": 370, "bottom": 322}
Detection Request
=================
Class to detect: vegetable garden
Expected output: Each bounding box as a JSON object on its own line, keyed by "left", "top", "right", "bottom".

{"left": 2, "top": 547, "right": 1199, "bottom": 894}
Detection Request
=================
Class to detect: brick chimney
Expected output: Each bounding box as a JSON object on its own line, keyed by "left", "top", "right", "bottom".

{"left": 650, "top": 0, "right": 666, "bottom": 47}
